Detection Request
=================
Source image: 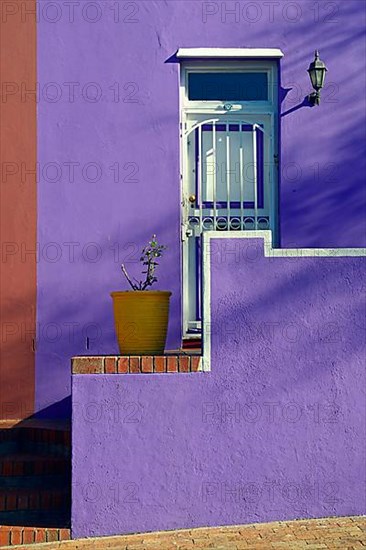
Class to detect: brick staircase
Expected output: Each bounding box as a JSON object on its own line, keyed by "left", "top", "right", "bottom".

{"left": 0, "top": 422, "right": 71, "bottom": 546}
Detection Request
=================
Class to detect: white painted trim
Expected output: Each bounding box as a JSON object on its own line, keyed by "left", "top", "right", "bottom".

{"left": 204, "top": 231, "right": 366, "bottom": 256}
{"left": 177, "top": 48, "right": 284, "bottom": 59}
{"left": 201, "top": 231, "right": 366, "bottom": 372}
{"left": 201, "top": 233, "right": 212, "bottom": 372}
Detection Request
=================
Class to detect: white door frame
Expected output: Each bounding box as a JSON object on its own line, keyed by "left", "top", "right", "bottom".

{"left": 179, "top": 59, "right": 280, "bottom": 337}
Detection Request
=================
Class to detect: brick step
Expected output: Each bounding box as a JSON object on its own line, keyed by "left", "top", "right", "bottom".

{"left": 0, "top": 454, "right": 70, "bottom": 477}
{"left": 0, "top": 445, "right": 69, "bottom": 460}
{"left": 182, "top": 338, "right": 202, "bottom": 350}
{"left": 0, "top": 525, "right": 70, "bottom": 547}
{"left": 0, "top": 474, "right": 70, "bottom": 490}
{"left": 0, "top": 428, "right": 71, "bottom": 459}
{"left": 0, "top": 488, "right": 70, "bottom": 512}
{"left": 0, "top": 428, "right": 70, "bottom": 447}
{"left": 0, "top": 510, "right": 70, "bottom": 528}
{"left": 21, "top": 441, "right": 70, "bottom": 459}
{"left": 0, "top": 443, "right": 17, "bottom": 456}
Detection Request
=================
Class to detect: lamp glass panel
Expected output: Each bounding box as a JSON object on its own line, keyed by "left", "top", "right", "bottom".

{"left": 317, "top": 68, "right": 326, "bottom": 88}
{"left": 310, "top": 68, "right": 325, "bottom": 89}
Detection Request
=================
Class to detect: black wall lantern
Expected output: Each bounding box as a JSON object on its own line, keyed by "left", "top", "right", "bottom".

{"left": 307, "top": 50, "right": 327, "bottom": 106}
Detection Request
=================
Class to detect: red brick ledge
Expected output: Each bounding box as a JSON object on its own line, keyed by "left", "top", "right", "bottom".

{"left": 72, "top": 355, "right": 202, "bottom": 375}
{"left": 0, "top": 526, "right": 70, "bottom": 546}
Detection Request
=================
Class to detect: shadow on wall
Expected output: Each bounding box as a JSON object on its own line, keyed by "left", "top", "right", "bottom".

{"left": 0, "top": 290, "right": 37, "bottom": 420}
{"left": 280, "top": 93, "right": 313, "bottom": 117}
{"left": 34, "top": 0, "right": 365, "bottom": 421}
{"left": 33, "top": 398, "right": 72, "bottom": 420}
{"left": 211, "top": 247, "right": 366, "bottom": 393}
{"left": 275, "top": 2, "right": 366, "bottom": 247}
{"left": 165, "top": 4, "right": 365, "bottom": 248}
{"left": 34, "top": 218, "right": 181, "bottom": 420}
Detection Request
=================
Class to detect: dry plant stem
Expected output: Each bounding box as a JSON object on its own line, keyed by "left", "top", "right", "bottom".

{"left": 121, "top": 263, "right": 138, "bottom": 291}
{"left": 120, "top": 235, "right": 167, "bottom": 291}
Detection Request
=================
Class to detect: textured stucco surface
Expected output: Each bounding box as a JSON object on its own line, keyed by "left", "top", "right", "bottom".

{"left": 37, "top": 0, "right": 366, "bottom": 416}
{"left": 71, "top": 237, "right": 366, "bottom": 537}
{"left": 0, "top": 0, "right": 37, "bottom": 419}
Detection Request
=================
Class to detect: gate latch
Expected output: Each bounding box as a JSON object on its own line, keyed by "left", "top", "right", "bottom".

{"left": 181, "top": 224, "right": 193, "bottom": 241}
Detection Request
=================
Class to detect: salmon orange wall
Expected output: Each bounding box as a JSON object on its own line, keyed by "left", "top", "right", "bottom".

{"left": 0, "top": 0, "right": 37, "bottom": 420}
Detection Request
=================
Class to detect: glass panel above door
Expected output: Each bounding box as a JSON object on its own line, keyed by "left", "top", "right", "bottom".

{"left": 188, "top": 72, "right": 268, "bottom": 101}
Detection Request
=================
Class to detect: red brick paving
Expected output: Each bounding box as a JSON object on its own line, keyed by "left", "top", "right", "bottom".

{"left": 1, "top": 515, "right": 365, "bottom": 548}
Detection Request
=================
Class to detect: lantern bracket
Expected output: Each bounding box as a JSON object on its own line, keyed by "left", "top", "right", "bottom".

{"left": 308, "top": 90, "right": 321, "bottom": 106}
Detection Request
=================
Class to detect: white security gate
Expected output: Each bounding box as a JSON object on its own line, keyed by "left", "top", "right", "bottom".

{"left": 181, "top": 115, "right": 277, "bottom": 334}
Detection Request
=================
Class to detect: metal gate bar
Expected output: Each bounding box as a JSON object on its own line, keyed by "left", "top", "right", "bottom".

{"left": 227, "top": 124, "right": 231, "bottom": 226}
{"left": 183, "top": 116, "right": 272, "bottom": 334}
{"left": 197, "top": 125, "right": 203, "bottom": 230}
{"left": 253, "top": 126, "right": 258, "bottom": 228}
{"left": 187, "top": 119, "right": 266, "bottom": 232}
{"left": 239, "top": 127, "right": 244, "bottom": 224}
{"left": 213, "top": 122, "right": 217, "bottom": 228}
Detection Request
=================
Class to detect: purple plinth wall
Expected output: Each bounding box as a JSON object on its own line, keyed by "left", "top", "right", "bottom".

{"left": 36, "top": 0, "right": 366, "bottom": 417}
{"left": 71, "top": 237, "right": 366, "bottom": 538}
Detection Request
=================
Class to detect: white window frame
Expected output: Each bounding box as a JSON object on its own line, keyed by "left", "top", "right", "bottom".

{"left": 180, "top": 59, "right": 278, "bottom": 113}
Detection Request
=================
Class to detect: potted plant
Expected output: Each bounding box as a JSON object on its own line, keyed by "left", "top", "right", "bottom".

{"left": 111, "top": 235, "right": 171, "bottom": 355}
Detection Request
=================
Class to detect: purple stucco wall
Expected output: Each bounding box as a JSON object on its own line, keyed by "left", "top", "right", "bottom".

{"left": 37, "top": 1, "right": 366, "bottom": 416}
{"left": 71, "top": 237, "right": 366, "bottom": 537}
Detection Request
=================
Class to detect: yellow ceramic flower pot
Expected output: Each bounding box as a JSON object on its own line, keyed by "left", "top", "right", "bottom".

{"left": 110, "top": 291, "right": 171, "bottom": 355}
